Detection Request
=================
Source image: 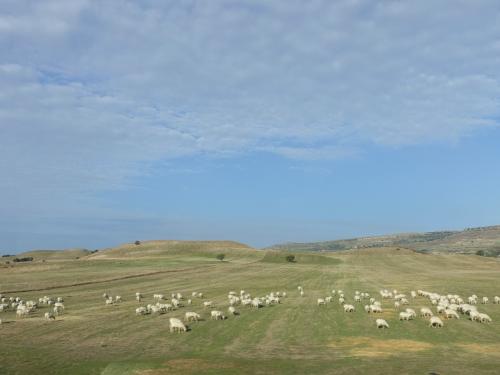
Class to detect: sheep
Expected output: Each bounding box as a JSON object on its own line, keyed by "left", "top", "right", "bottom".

{"left": 211, "top": 310, "right": 226, "bottom": 320}
{"left": 469, "top": 311, "right": 481, "bottom": 322}
{"left": 482, "top": 297, "right": 489, "bottom": 304}
{"left": 354, "top": 295, "right": 361, "bottom": 303}
{"left": 325, "top": 296, "right": 333, "bottom": 303}
{"left": 300, "top": 291, "right": 305, "bottom": 297}
{"left": 405, "top": 308, "right": 416, "bottom": 319}
{"left": 16, "top": 306, "right": 29, "bottom": 318}
{"left": 494, "top": 296, "right": 500, "bottom": 304}
{"left": 115, "top": 296, "right": 122, "bottom": 303}
{"left": 192, "top": 292, "right": 198, "bottom": 297}
{"left": 429, "top": 316, "right": 444, "bottom": 328}
{"left": 135, "top": 292, "right": 142, "bottom": 302}
{"left": 338, "top": 297, "right": 345, "bottom": 305}
{"left": 420, "top": 307, "right": 433, "bottom": 317}
{"left": 169, "top": 318, "right": 187, "bottom": 333}
{"left": 44, "top": 312, "right": 55, "bottom": 320}
{"left": 343, "top": 304, "right": 355, "bottom": 312}
{"left": 411, "top": 291, "right": 417, "bottom": 298}
{"left": 376, "top": 319, "right": 389, "bottom": 329}
{"left": 399, "top": 312, "right": 412, "bottom": 321}
{"left": 478, "top": 313, "right": 492, "bottom": 323}
{"left": 444, "top": 309, "right": 460, "bottom": 319}
{"left": 185, "top": 312, "right": 201, "bottom": 322}
{"left": 228, "top": 306, "right": 239, "bottom": 315}
{"left": 105, "top": 298, "right": 114, "bottom": 306}
{"left": 187, "top": 299, "right": 192, "bottom": 305}
{"left": 394, "top": 301, "right": 400, "bottom": 309}
{"left": 102, "top": 293, "right": 108, "bottom": 299}
{"left": 203, "top": 301, "right": 214, "bottom": 308}
{"left": 317, "top": 298, "right": 326, "bottom": 306}
{"left": 53, "top": 305, "right": 64, "bottom": 316}
{"left": 251, "top": 299, "right": 263, "bottom": 309}
{"left": 136, "top": 307, "right": 148, "bottom": 315}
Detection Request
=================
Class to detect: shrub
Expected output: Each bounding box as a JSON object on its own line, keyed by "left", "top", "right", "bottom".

{"left": 13, "top": 257, "right": 33, "bottom": 262}
{"left": 216, "top": 253, "right": 225, "bottom": 261}
{"left": 476, "top": 250, "right": 485, "bottom": 256}
{"left": 285, "top": 255, "right": 296, "bottom": 263}
{"left": 135, "top": 240, "right": 141, "bottom": 246}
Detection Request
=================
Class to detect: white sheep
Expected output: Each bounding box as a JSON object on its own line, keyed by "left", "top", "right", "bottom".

{"left": 211, "top": 310, "right": 226, "bottom": 320}
{"left": 376, "top": 318, "right": 389, "bottom": 328}
{"left": 185, "top": 312, "right": 201, "bottom": 322}
{"left": 429, "top": 316, "right": 444, "bottom": 327}
{"left": 228, "top": 306, "right": 239, "bottom": 315}
{"left": 394, "top": 301, "right": 400, "bottom": 309}
{"left": 338, "top": 297, "right": 345, "bottom": 305}
{"left": 317, "top": 298, "right": 326, "bottom": 306}
{"left": 136, "top": 307, "right": 148, "bottom": 315}
{"left": 494, "top": 296, "right": 500, "bottom": 304}
{"left": 399, "top": 312, "right": 412, "bottom": 321}
{"left": 203, "top": 301, "right": 214, "bottom": 308}
{"left": 343, "top": 304, "right": 355, "bottom": 312}
{"left": 482, "top": 297, "right": 489, "bottom": 304}
{"left": 44, "top": 312, "right": 55, "bottom": 320}
{"left": 444, "top": 309, "right": 460, "bottom": 319}
{"left": 169, "top": 318, "right": 187, "bottom": 333}
{"left": 405, "top": 308, "right": 416, "bottom": 318}
{"left": 478, "top": 313, "right": 492, "bottom": 323}
{"left": 325, "top": 296, "right": 333, "bottom": 303}
{"left": 420, "top": 307, "right": 433, "bottom": 317}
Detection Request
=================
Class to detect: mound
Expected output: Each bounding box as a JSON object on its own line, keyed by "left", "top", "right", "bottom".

{"left": 89, "top": 240, "right": 255, "bottom": 259}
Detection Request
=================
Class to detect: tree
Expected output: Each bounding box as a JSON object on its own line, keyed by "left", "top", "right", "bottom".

{"left": 476, "top": 250, "right": 485, "bottom": 256}
{"left": 285, "top": 255, "right": 296, "bottom": 263}
{"left": 134, "top": 240, "right": 141, "bottom": 246}
{"left": 216, "top": 253, "right": 225, "bottom": 261}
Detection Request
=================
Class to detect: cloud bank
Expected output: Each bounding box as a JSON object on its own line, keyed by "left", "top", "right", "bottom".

{"left": 1, "top": 0, "right": 500, "bottom": 214}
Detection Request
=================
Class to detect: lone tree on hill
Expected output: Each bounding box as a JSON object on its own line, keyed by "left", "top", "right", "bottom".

{"left": 216, "top": 253, "right": 225, "bottom": 261}
{"left": 286, "top": 255, "right": 296, "bottom": 263}
{"left": 134, "top": 240, "right": 141, "bottom": 246}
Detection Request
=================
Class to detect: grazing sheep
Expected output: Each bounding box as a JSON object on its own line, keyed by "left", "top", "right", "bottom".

{"left": 405, "top": 308, "right": 416, "bottom": 319}
{"left": 394, "top": 301, "right": 400, "bottom": 309}
{"left": 44, "top": 312, "right": 55, "bottom": 320}
{"left": 300, "top": 291, "right": 305, "bottom": 297}
{"left": 102, "top": 293, "right": 108, "bottom": 299}
{"left": 105, "top": 298, "right": 114, "bottom": 305}
{"left": 187, "top": 299, "right": 192, "bottom": 305}
{"left": 420, "top": 307, "right": 433, "bottom": 317}
{"left": 429, "top": 316, "right": 444, "bottom": 328}
{"left": 185, "top": 312, "right": 201, "bottom": 322}
{"left": 399, "top": 312, "right": 412, "bottom": 321}
{"left": 317, "top": 298, "right": 326, "bottom": 306}
{"left": 135, "top": 292, "right": 142, "bottom": 302}
{"left": 169, "top": 318, "right": 187, "bottom": 333}
{"left": 478, "top": 313, "right": 492, "bottom": 323}
{"left": 494, "top": 296, "right": 500, "bottom": 304}
{"left": 444, "top": 309, "right": 460, "bottom": 319}
{"left": 211, "top": 310, "right": 226, "bottom": 320}
{"left": 228, "top": 306, "right": 239, "bottom": 315}
{"left": 482, "top": 297, "right": 489, "bottom": 304}
{"left": 325, "top": 296, "right": 333, "bottom": 303}
{"left": 136, "top": 307, "right": 148, "bottom": 315}
{"left": 115, "top": 296, "right": 122, "bottom": 303}
{"left": 411, "top": 291, "right": 417, "bottom": 298}
{"left": 203, "top": 301, "right": 214, "bottom": 308}
{"left": 53, "top": 305, "right": 64, "bottom": 316}
{"left": 376, "top": 319, "right": 389, "bottom": 328}
{"left": 338, "top": 297, "right": 345, "bottom": 305}
{"left": 354, "top": 295, "right": 361, "bottom": 303}
{"left": 343, "top": 304, "right": 355, "bottom": 312}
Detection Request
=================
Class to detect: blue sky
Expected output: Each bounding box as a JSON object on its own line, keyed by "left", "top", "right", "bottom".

{"left": 1, "top": 1, "right": 500, "bottom": 252}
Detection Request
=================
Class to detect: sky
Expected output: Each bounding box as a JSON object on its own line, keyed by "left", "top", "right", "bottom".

{"left": 1, "top": 0, "right": 500, "bottom": 253}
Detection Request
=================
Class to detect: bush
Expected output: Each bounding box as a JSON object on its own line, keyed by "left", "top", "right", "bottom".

{"left": 285, "top": 255, "right": 296, "bottom": 263}
{"left": 1, "top": 254, "right": 13, "bottom": 257}
{"left": 476, "top": 250, "right": 485, "bottom": 256}
{"left": 135, "top": 240, "right": 141, "bottom": 246}
{"left": 13, "top": 257, "right": 33, "bottom": 262}
{"left": 216, "top": 253, "right": 225, "bottom": 261}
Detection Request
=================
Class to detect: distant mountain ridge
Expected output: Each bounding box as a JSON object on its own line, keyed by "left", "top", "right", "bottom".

{"left": 268, "top": 225, "right": 500, "bottom": 255}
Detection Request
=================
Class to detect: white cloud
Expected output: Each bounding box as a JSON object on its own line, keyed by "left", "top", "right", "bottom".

{"left": 1, "top": 0, "right": 500, "bottom": 215}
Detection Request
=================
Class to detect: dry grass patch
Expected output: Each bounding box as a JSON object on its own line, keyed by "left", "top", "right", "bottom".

{"left": 329, "top": 336, "right": 434, "bottom": 358}
{"left": 456, "top": 343, "right": 500, "bottom": 357}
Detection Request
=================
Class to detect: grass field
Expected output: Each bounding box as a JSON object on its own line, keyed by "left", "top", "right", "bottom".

{"left": 1, "top": 242, "right": 500, "bottom": 374}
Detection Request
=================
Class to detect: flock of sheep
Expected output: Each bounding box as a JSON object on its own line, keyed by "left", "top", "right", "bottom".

{"left": 103, "top": 289, "right": 287, "bottom": 333}
{"left": 0, "top": 294, "right": 66, "bottom": 324}
{"left": 314, "top": 286, "right": 499, "bottom": 329}
{"left": 1, "top": 286, "right": 497, "bottom": 335}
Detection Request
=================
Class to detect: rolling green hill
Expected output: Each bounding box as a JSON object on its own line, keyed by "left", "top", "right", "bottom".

{"left": 269, "top": 225, "right": 500, "bottom": 255}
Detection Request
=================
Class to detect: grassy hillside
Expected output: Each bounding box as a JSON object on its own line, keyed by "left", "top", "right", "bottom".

{"left": 1, "top": 244, "right": 500, "bottom": 374}
{"left": 4, "top": 248, "right": 92, "bottom": 261}
{"left": 270, "top": 225, "right": 500, "bottom": 255}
